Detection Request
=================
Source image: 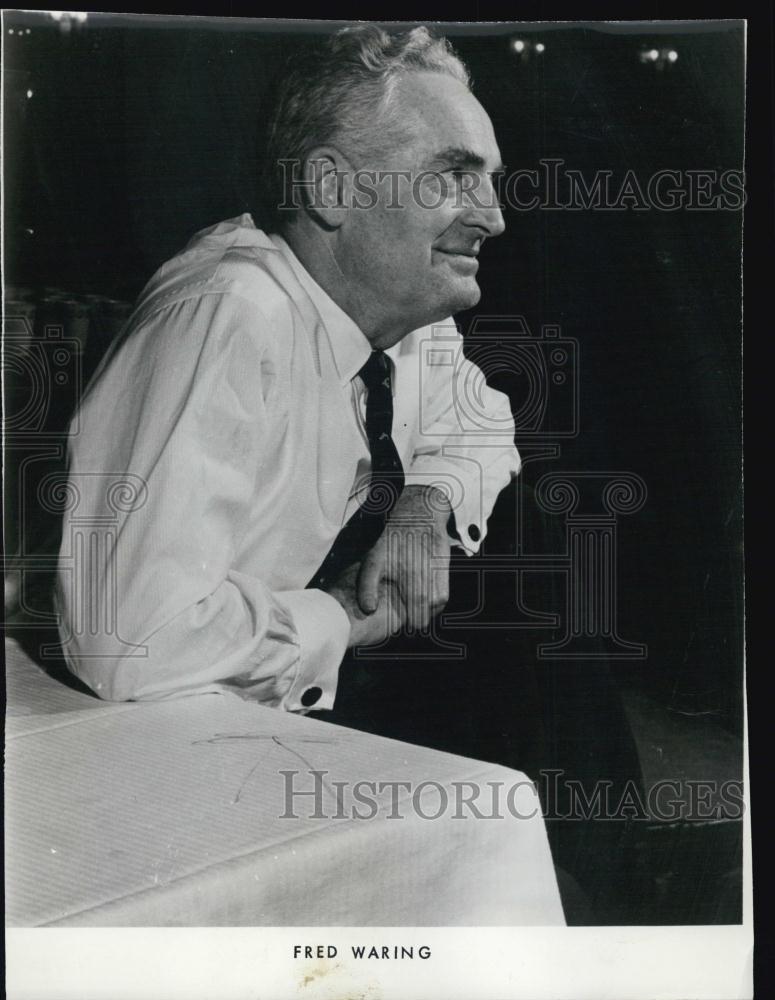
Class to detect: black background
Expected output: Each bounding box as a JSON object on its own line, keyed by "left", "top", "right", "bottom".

{"left": 3, "top": 14, "right": 745, "bottom": 734}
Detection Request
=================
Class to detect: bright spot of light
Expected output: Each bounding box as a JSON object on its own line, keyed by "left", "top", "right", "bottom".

{"left": 648, "top": 49, "right": 659, "bottom": 61}
{"left": 26, "top": 89, "right": 34, "bottom": 99}
{"left": 48, "top": 10, "right": 88, "bottom": 22}
{"left": 511, "top": 39, "right": 525, "bottom": 53}
{"left": 667, "top": 50, "right": 678, "bottom": 62}
{"left": 535, "top": 42, "right": 545, "bottom": 53}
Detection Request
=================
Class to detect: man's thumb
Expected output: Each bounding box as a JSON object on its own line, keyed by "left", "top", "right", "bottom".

{"left": 357, "top": 553, "right": 382, "bottom": 614}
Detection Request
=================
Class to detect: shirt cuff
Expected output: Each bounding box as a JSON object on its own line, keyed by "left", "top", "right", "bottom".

{"left": 273, "top": 588, "right": 351, "bottom": 712}
{"left": 405, "top": 452, "right": 518, "bottom": 556}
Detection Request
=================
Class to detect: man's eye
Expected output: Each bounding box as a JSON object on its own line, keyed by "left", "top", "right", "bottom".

{"left": 440, "top": 169, "right": 468, "bottom": 190}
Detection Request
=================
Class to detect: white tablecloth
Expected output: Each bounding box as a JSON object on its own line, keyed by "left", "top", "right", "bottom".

{"left": 5, "top": 639, "right": 565, "bottom": 926}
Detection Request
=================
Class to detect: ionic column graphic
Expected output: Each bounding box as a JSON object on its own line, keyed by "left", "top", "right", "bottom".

{"left": 535, "top": 473, "right": 648, "bottom": 659}
{"left": 40, "top": 472, "right": 149, "bottom": 660}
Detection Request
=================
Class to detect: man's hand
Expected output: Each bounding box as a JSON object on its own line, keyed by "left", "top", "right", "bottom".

{"left": 357, "top": 485, "right": 452, "bottom": 631}
{"left": 325, "top": 562, "right": 404, "bottom": 648}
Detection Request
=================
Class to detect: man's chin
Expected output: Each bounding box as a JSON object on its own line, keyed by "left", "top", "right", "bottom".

{"left": 421, "top": 278, "right": 482, "bottom": 327}
{"left": 446, "top": 279, "right": 482, "bottom": 314}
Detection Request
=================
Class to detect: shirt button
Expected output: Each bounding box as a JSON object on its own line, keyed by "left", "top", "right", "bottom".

{"left": 468, "top": 524, "right": 481, "bottom": 542}
{"left": 301, "top": 686, "right": 323, "bottom": 708}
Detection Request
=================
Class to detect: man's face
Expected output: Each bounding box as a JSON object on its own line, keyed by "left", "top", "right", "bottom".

{"left": 336, "top": 72, "right": 506, "bottom": 346}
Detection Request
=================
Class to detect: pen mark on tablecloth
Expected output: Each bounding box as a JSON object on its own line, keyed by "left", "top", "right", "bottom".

{"left": 192, "top": 733, "right": 341, "bottom": 803}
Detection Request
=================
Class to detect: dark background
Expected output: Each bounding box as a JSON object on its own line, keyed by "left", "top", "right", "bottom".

{"left": 4, "top": 13, "right": 744, "bottom": 733}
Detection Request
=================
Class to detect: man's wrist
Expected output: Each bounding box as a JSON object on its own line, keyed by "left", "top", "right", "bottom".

{"left": 398, "top": 484, "right": 451, "bottom": 527}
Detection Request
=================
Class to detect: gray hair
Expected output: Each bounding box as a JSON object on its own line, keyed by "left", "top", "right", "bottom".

{"left": 262, "top": 24, "right": 471, "bottom": 229}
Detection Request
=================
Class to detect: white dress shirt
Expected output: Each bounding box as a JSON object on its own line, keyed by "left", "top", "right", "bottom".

{"left": 56, "top": 215, "right": 520, "bottom": 711}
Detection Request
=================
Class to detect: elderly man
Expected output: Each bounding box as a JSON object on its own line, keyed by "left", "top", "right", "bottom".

{"left": 56, "top": 26, "right": 519, "bottom": 711}
{"left": 56, "top": 25, "right": 648, "bottom": 923}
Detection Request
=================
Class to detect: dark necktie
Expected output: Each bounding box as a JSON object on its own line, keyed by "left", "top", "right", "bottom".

{"left": 307, "top": 350, "right": 405, "bottom": 590}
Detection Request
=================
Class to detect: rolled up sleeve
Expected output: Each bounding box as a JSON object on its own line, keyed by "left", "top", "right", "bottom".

{"left": 57, "top": 293, "right": 349, "bottom": 708}
{"left": 407, "top": 322, "right": 521, "bottom": 554}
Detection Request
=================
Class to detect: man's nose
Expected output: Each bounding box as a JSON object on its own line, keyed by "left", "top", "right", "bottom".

{"left": 461, "top": 176, "right": 506, "bottom": 237}
{"left": 481, "top": 201, "right": 506, "bottom": 238}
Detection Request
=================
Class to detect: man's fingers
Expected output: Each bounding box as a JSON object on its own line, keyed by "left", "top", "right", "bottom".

{"left": 431, "top": 520, "right": 452, "bottom": 556}
{"left": 360, "top": 523, "right": 450, "bottom": 630}
{"left": 397, "top": 531, "right": 430, "bottom": 631}
{"left": 431, "top": 579, "right": 450, "bottom": 614}
{"left": 432, "top": 550, "right": 451, "bottom": 614}
{"left": 404, "top": 537, "right": 421, "bottom": 629}
{"left": 357, "top": 548, "right": 384, "bottom": 614}
{"left": 385, "top": 580, "right": 406, "bottom": 635}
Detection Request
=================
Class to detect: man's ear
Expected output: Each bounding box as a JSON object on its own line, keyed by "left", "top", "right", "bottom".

{"left": 301, "top": 146, "right": 353, "bottom": 229}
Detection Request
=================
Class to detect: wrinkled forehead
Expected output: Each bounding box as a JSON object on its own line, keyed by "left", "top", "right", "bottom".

{"left": 369, "top": 71, "right": 502, "bottom": 171}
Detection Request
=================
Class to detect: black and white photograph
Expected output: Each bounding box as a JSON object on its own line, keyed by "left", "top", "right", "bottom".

{"left": 3, "top": 12, "right": 751, "bottom": 999}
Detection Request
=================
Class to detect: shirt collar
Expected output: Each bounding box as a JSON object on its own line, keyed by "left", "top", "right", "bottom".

{"left": 269, "top": 233, "right": 375, "bottom": 386}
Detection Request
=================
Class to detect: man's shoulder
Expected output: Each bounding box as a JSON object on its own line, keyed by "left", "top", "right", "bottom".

{"left": 132, "top": 216, "right": 300, "bottom": 329}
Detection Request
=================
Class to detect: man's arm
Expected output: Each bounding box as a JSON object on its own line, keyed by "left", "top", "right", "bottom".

{"left": 356, "top": 323, "right": 520, "bottom": 628}
{"left": 406, "top": 322, "right": 521, "bottom": 554}
{"left": 56, "top": 293, "right": 394, "bottom": 708}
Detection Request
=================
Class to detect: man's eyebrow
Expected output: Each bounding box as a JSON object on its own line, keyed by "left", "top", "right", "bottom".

{"left": 427, "top": 146, "right": 505, "bottom": 174}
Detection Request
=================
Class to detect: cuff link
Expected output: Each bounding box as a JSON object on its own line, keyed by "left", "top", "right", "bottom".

{"left": 300, "top": 686, "right": 323, "bottom": 707}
